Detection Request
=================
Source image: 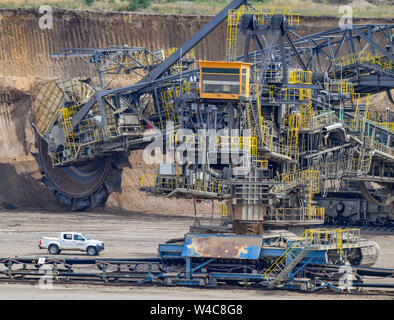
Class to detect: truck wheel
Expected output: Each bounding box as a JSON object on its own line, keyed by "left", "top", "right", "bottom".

{"left": 87, "top": 246, "right": 98, "bottom": 256}
{"left": 48, "top": 244, "right": 59, "bottom": 255}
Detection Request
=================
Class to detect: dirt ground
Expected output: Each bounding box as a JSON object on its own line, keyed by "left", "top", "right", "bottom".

{"left": 0, "top": 208, "right": 393, "bottom": 300}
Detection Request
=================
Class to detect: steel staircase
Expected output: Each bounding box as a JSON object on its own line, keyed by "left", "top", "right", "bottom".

{"left": 269, "top": 249, "right": 311, "bottom": 288}
{"left": 261, "top": 232, "right": 312, "bottom": 288}
{"left": 59, "top": 107, "right": 77, "bottom": 158}
{"left": 247, "top": 92, "right": 274, "bottom": 151}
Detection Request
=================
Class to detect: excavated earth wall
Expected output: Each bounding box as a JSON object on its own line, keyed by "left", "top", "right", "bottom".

{"left": 0, "top": 8, "right": 391, "bottom": 212}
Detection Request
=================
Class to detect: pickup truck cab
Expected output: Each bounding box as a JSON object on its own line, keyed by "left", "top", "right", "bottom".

{"left": 39, "top": 232, "right": 104, "bottom": 256}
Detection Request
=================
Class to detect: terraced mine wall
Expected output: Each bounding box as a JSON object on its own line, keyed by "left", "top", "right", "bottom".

{"left": 0, "top": 8, "right": 391, "bottom": 212}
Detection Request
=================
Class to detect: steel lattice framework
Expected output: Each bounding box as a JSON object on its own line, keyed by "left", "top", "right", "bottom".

{"left": 32, "top": 0, "right": 393, "bottom": 227}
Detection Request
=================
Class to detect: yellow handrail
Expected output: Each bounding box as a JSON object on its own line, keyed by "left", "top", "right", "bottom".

{"left": 261, "top": 232, "right": 306, "bottom": 280}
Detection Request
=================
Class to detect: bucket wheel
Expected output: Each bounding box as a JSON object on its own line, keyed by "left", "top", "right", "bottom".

{"left": 34, "top": 134, "right": 124, "bottom": 211}
{"left": 360, "top": 181, "right": 394, "bottom": 223}
{"left": 32, "top": 79, "right": 128, "bottom": 211}
{"left": 359, "top": 182, "right": 394, "bottom": 207}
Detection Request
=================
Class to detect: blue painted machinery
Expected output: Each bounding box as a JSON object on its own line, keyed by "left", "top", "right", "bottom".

{"left": 154, "top": 228, "right": 378, "bottom": 290}
{"left": 0, "top": 228, "right": 383, "bottom": 291}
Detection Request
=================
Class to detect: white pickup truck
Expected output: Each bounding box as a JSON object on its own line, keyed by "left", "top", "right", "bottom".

{"left": 39, "top": 232, "right": 105, "bottom": 256}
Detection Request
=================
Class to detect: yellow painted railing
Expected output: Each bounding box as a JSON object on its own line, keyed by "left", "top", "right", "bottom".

{"left": 161, "top": 89, "right": 175, "bottom": 122}
{"left": 253, "top": 159, "right": 269, "bottom": 169}
{"left": 163, "top": 48, "right": 195, "bottom": 73}
{"left": 333, "top": 52, "right": 392, "bottom": 72}
{"left": 140, "top": 173, "right": 224, "bottom": 195}
{"left": 364, "top": 137, "right": 393, "bottom": 155}
{"left": 374, "top": 122, "right": 394, "bottom": 132}
{"left": 219, "top": 203, "right": 230, "bottom": 218}
{"left": 304, "top": 228, "right": 360, "bottom": 254}
{"left": 325, "top": 81, "right": 354, "bottom": 95}
{"left": 308, "top": 206, "right": 325, "bottom": 220}
{"left": 261, "top": 231, "right": 306, "bottom": 280}
{"left": 216, "top": 136, "right": 258, "bottom": 156}
{"left": 265, "top": 206, "right": 325, "bottom": 222}
{"left": 274, "top": 169, "right": 320, "bottom": 194}
{"left": 288, "top": 70, "right": 312, "bottom": 84}
{"left": 52, "top": 108, "right": 77, "bottom": 165}
{"left": 367, "top": 110, "right": 394, "bottom": 123}
{"left": 226, "top": 6, "right": 299, "bottom": 61}
{"left": 262, "top": 228, "right": 360, "bottom": 280}
{"left": 140, "top": 174, "right": 157, "bottom": 188}
{"left": 169, "top": 133, "right": 257, "bottom": 156}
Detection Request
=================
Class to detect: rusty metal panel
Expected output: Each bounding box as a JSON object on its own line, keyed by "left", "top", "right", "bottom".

{"left": 182, "top": 233, "right": 262, "bottom": 259}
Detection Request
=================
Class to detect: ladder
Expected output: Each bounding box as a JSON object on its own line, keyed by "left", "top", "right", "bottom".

{"left": 160, "top": 89, "right": 179, "bottom": 124}
{"left": 336, "top": 230, "right": 343, "bottom": 255}
{"left": 300, "top": 97, "right": 315, "bottom": 130}
{"left": 226, "top": 10, "right": 241, "bottom": 61}
{"left": 287, "top": 114, "right": 300, "bottom": 159}
{"left": 59, "top": 108, "right": 77, "bottom": 158}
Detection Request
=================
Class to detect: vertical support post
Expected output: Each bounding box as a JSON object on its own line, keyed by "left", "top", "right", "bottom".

{"left": 94, "top": 50, "right": 104, "bottom": 88}
{"left": 53, "top": 262, "right": 58, "bottom": 281}
{"left": 7, "top": 261, "right": 13, "bottom": 280}
{"left": 96, "top": 93, "right": 108, "bottom": 129}
{"left": 243, "top": 35, "right": 251, "bottom": 61}
{"left": 252, "top": 34, "right": 264, "bottom": 54}
{"left": 180, "top": 100, "right": 185, "bottom": 129}
{"left": 153, "top": 87, "right": 164, "bottom": 129}
{"left": 185, "top": 257, "right": 191, "bottom": 279}
{"left": 101, "top": 263, "right": 107, "bottom": 283}
{"left": 229, "top": 103, "right": 234, "bottom": 130}
{"left": 279, "top": 33, "right": 288, "bottom": 84}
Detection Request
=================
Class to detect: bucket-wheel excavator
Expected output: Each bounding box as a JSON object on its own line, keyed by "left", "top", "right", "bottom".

{"left": 22, "top": 0, "right": 394, "bottom": 289}
{"left": 32, "top": 1, "right": 393, "bottom": 227}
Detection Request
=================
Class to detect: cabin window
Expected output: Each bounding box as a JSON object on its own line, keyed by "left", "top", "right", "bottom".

{"left": 63, "top": 234, "right": 72, "bottom": 240}
{"left": 201, "top": 68, "right": 240, "bottom": 94}
{"left": 240, "top": 68, "right": 247, "bottom": 95}
{"left": 199, "top": 61, "right": 251, "bottom": 99}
